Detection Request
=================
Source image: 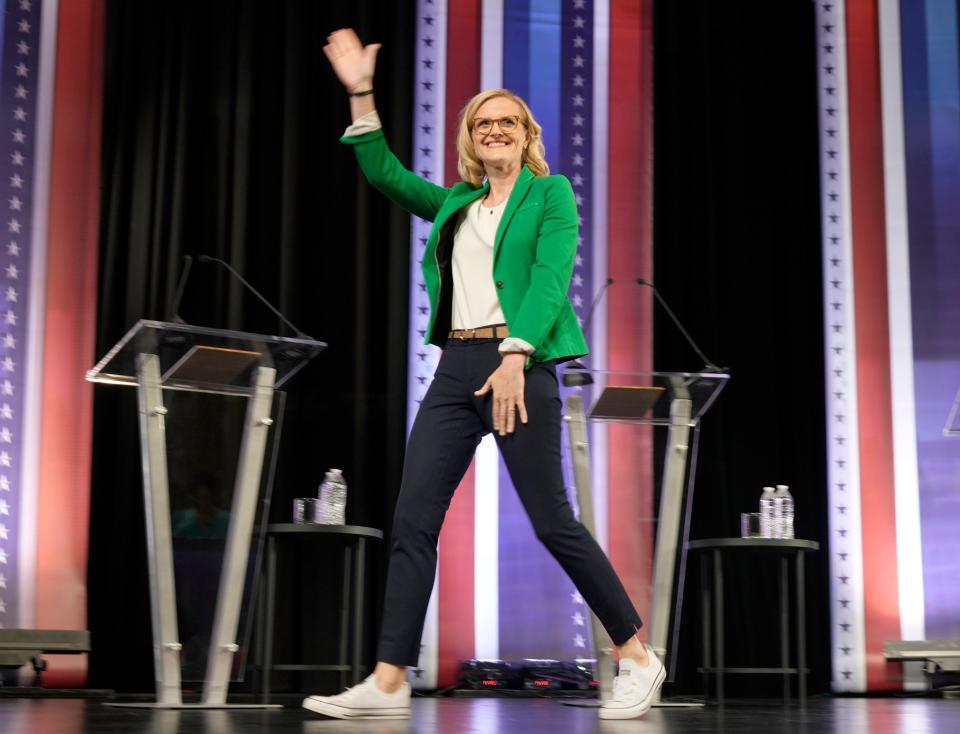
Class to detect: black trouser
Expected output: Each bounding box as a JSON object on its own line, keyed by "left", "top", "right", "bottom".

{"left": 376, "top": 339, "right": 643, "bottom": 667}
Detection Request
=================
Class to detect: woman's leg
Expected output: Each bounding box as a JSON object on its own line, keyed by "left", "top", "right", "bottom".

{"left": 375, "top": 347, "right": 486, "bottom": 677}
{"left": 490, "top": 360, "right": 644, "bottom": 647}
{"left": 302, "top": 348, "right": 487, "bottom": 718}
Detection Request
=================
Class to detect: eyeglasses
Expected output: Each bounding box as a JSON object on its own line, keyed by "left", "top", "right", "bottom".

{"left": 472, "top": 115, "right": 522, "bottom": 134}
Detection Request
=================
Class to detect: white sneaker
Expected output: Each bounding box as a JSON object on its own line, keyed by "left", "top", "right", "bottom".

{"left": 302, "top": 674, "right": 411, "bottom": 720}
{"left": 598, "top": 646, "right": 666, "bottom": 720}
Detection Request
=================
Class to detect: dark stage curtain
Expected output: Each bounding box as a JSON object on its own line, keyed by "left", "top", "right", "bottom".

{"left": 87, "top": 0, "right": 415, "bottom": 691}
{"left": 654, "top": 2, "right": 829, "bottom": 695}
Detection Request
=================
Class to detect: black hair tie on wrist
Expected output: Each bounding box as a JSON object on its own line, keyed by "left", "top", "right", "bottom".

{"left": 350, "top": 89, "right": 374, "bottom": 97}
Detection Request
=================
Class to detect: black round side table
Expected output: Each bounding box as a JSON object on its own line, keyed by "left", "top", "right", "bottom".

{"left": 687, "top": 538, "right": 819, "bottom": 705}
{"left": 253, "top": 523, "right": 383, "bottom": 703}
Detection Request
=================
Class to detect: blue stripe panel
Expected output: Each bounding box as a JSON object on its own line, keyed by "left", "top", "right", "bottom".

{"left": 557, "top": 0, "right": 596, "bottom": 659}
{"left": 503, "top": 0, "right": 531, "bottom": 97}
{"left": 527, "top": 0, "right": 562, "bottom": 170}
{"left": 901, "top": 0, "right": 960, "bottom": 640}
{"left": 0, "top": 0, "right": 43, "bottom": 630}
{"left": 499, "top": 0, "right": 539, "bottom": 662}
{"left": 0, "top": 0, "right": 7, "bottom": 63}
{"left": 497, "top": 0, "right": 596, "bottom": 662}
{"left": 496, "top": 0, "right": 582, "bottom": 661}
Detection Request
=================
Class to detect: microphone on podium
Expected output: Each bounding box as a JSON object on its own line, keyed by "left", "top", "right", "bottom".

{"left": 198, "top": 254, "right": 314, "bottom": 340}
{"left": 582, "top": 276, "right": 614, "bottom": 343}
{"left": 562, "top": 277, "right": 614, "bottom": 387}
{"left": 635, "top": 277, "right": 726, "bottom": 373}
{"left": 168, "top": 254, "right": 193, "bottom": 324}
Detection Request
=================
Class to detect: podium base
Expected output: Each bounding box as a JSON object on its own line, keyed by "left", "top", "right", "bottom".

{"left": 560, "top": 699, "right": 705, "bottom": 709}
{"left": 104, "top": 702, "right": 283, "bottom": 710}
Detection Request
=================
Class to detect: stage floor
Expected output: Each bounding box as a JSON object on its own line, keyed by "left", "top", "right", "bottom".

{"left": 0, "top": 695, "right": 956, "bottom": 733}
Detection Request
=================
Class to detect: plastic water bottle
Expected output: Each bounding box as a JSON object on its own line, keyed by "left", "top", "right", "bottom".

{"left": 317, "top": 469, "right": 347, "bottom": 525}
{"left": 759, "top": 486, "right": 776, "bottom": 538}
{"left": 775, "top": 484, "right": 795, "bottom": 539}
{"left": 771, "top": 485, "right": 785, "bottom": 539}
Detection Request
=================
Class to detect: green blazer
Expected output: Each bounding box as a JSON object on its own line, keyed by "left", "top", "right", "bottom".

{"left": 341, "top": 128, "right": 588, "bottom": 364}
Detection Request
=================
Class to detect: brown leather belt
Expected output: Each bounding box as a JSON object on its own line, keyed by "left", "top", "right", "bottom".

{"left": 448, "top": 324, "right": 510, "bottom": 340}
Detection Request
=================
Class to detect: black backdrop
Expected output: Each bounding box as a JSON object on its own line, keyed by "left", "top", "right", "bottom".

{"left": 87, "top": 0, "right": 829, "bottom": 697}
{"left": 653, "top": 0, "right": 827, "bottom": 696}
{"left": 87, "top": 0, "right": 416, "bottom": 692}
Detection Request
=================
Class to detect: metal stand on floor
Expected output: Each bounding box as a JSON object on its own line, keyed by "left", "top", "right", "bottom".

{"left": 88, "top": 320, "right": 325, "bottom": 709}
{"left": 559, "top": 368, "right": 728, "bottom": 710}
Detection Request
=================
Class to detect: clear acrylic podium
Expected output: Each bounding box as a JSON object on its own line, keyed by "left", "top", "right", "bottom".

{"left": 560, "top": 366, "right": 728, "bottom": 704}
{"left": 87, "top": 320, "right": 326, "bottom": 708}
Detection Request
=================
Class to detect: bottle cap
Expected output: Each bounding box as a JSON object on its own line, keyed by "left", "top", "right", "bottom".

{"left": 763, "top": 486, "right": 775, "bottom": 492}
{"left": 775, "top": 484, "right": 789, "bottom": 491}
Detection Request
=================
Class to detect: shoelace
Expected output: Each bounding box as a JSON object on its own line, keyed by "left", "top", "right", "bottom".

{"left": 335, "top": 682, "right": 366, "bottom": 701}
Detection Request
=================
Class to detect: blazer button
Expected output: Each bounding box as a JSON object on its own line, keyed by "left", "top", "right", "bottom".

{"left": 495, "top": 280, "right": 504, "bottom": 289}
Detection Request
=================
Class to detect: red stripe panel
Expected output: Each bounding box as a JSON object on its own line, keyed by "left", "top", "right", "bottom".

{"left": 606, "top": 0, "right": 655, "bottom": 632}
{"left": 443, "top": 0, "right": 481, "bottom": 187}
{"left": 35, "top": 0, "right": 105, "bottom": 686}
{"left": 437, "top": 461, "right": 476, "bottom": 687}
{"left": 436, "top": 0, "right": 481, "bottom": 688}
{"left": 846, "top": 0, "right": 901, "bottom": 691}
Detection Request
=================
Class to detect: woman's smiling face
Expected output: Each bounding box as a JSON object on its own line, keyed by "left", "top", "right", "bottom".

{"left": 471, "top": 96, "right": 528, "bottom": 173}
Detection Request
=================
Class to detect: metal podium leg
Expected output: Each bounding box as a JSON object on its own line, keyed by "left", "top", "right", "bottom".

{"left": 648, "top": 396, "right": 693, "bottom": 670}
{"left": 135, "top": 354, "right": 183, "bottom": 706}
{"left": 563, "top": 396, "right": 616, "bottom": 702}
{"left": 202, "top": 366, "right": 277, "bottom": 705}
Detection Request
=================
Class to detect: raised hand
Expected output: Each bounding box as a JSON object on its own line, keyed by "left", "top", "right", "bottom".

{"left": 324, "top": 28, "right": 381, "bottom": 94}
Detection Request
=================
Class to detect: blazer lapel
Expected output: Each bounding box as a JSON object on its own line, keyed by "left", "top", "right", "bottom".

{"left": 433, "top": 182, "right": 489, "bottom": 236}
{"left": 494, "top": 167, "right": 535, "bottom": 262}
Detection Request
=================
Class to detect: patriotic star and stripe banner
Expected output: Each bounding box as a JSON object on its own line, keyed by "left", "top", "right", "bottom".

{"left": 406, "top": 0, "right": 653, "bottom": 689}
{"left": 0, "top": 0, "right": 102, "bottom": 686}
{"left": 819, "top": 0, "right": 960, "bottom": 692}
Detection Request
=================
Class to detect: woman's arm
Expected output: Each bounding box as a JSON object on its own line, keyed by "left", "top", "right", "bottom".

{"left": 325, "top": 29, "right": 448, "bottom": 221}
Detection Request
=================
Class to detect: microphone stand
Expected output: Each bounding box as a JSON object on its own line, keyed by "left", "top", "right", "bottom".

{"left": 198, "top": 254, "right": 314, "bottom": 340}
{"left": 563, "top": 278, "right": 614, "bottom": 387}
{"left": 636, "top": 278, "right": 726, "bottom": 374}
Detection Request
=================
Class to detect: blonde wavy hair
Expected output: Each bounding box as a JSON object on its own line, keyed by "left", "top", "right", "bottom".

{"left": 456, "top": 89, "right": 549, "bottom": 187}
